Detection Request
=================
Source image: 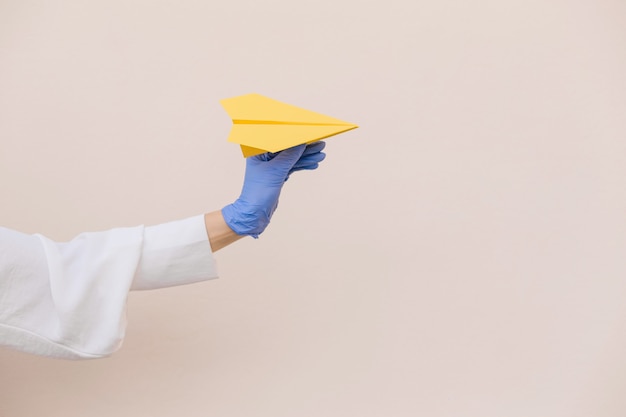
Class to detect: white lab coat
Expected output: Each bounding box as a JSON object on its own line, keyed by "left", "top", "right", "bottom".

{"left": 0, "top": 215, "right": 218, "bottom": 359}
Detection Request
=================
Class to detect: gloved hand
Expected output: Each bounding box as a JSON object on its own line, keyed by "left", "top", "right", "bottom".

{"left": 222, "top": 141, "right": 326, "bottom": 238}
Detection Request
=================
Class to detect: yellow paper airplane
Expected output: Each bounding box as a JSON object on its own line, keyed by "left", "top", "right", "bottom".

{"left": 220, "top": 93, "right": 358, "bottom": 157}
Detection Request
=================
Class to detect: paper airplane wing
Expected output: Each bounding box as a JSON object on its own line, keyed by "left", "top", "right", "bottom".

{"left": 220, "top": 93, "right": 358, "bottom": 157}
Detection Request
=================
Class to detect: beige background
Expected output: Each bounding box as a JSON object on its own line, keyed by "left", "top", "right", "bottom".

{"left": 1, "top": 0, "right": 625, "bottom": 416}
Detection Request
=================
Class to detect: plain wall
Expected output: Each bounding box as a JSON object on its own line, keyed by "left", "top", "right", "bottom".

{"left": 1, "top": 0, "right": 625, "bottom": 416}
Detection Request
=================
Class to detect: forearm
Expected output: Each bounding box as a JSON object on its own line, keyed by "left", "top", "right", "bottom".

{"left": 204, "top": 210, "right": 244, "bottom": 252}
{"left": 0, "top": 215, "right": 220, "bottom": 359}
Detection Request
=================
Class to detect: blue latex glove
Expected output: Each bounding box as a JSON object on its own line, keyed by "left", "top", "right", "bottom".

{"left": 222, "top": 141, "right": 326, "bottom": 238}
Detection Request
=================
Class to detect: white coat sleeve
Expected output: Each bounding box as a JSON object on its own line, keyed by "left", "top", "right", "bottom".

{"left": 0, "top": 215, "right": 218, "bottom": 360}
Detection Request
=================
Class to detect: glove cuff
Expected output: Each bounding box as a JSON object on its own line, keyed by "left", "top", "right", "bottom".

{"left": 221, "top": 200, "right": 271, "bottom": 239}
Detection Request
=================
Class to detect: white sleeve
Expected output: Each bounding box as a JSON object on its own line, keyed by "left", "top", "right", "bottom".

{"left": 0, "top": 215, "right": 218, "bottom": 360}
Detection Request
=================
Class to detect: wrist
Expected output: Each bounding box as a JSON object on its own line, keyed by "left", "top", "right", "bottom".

{"left": 204, "top": 211, "right": 244, "bottom": 251}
